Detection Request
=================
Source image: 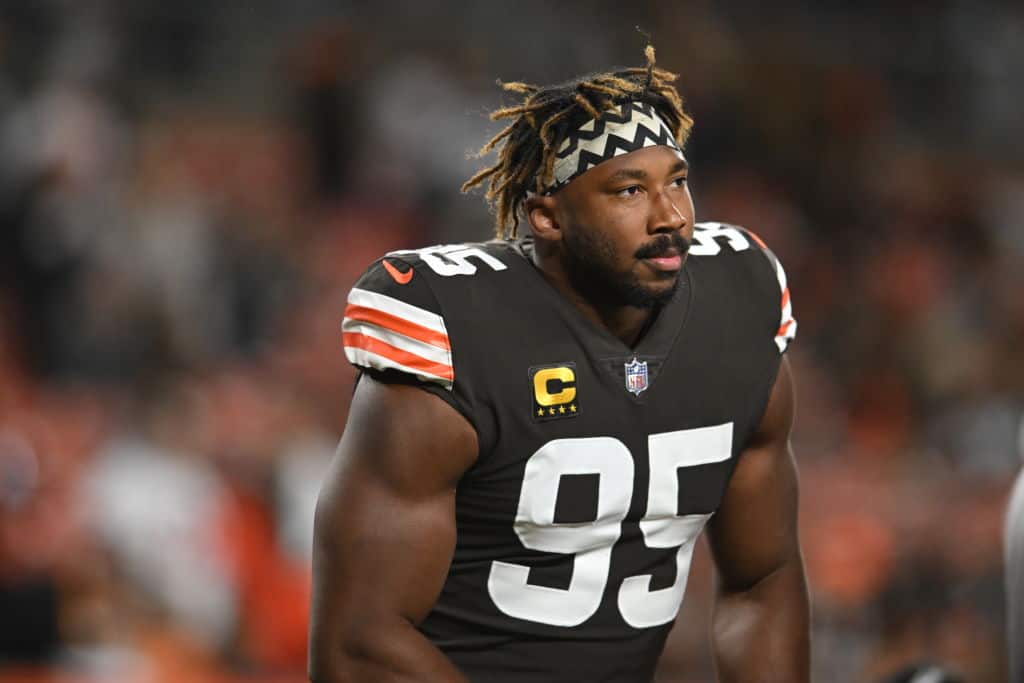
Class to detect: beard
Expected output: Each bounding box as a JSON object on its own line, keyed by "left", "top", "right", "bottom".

{"left": 562, "top": 227, "right": 690, "bottom": 310}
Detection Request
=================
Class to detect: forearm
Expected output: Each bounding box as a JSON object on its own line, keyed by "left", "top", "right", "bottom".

{"left": 711, "top": 555, "right": 810, "bottom": 683}
{"left": 310, "top": 615, "right": 469, "bottom": 683}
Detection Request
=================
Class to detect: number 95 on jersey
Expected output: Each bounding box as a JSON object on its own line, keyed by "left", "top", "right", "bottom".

{"left": 487, "top": 423, "right": 732, "bottom": 629}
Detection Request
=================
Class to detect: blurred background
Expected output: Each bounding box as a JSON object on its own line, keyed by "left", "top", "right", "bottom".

{"left": 1, "top": 1, "right": 1022, "bottom": 681}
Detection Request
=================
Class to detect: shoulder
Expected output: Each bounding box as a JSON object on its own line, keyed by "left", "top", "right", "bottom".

{"left": 342, "top": 250, "right": 455, "bottom": 390}
{"left": 342, "top": 240, "right": 524, "bottom": 389}
{"left": 690, "top": 221, "right": 770, "bottom": 260}
{"left": 689, "top": 221, "right": 797, "bottom": 354}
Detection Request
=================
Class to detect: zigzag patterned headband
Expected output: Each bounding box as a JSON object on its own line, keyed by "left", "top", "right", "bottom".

{"left": 544, "top": 101, "right": 684, "bottom": 194}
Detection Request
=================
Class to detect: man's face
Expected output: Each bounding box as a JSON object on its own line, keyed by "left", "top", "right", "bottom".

{"left": 551, "top": 145, "right": 695, "bottom": 309}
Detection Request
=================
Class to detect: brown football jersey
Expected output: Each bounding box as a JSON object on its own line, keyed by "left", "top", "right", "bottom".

{"left": 341, "top": 222, "right": 796, "bottom": 682}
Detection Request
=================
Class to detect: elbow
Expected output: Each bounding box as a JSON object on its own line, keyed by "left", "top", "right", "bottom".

{"left": 307, "top": 637, "right": 366, "bottom": 683}
{"left": 720, "top": 549, "right": 807, "bottom": 597}
{"left": 310, "top": 621, "right": 401, "bottom": 683}
{"left": 308, "top": 654, "right": 363, "bottom": 683}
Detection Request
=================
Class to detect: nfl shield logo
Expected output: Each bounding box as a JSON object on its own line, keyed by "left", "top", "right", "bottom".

{"left": 624, "top": 357, "right": 649, "bottom": 396}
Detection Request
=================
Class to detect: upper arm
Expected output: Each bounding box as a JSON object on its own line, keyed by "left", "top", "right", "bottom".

{"left": 309, "top": 375, "right": 477, "bottom": 658}
{"left": 707, "top": 357, "right": 800, "bottom": 590}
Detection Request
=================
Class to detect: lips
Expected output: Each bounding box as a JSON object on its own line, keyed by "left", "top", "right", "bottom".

{"left": 639, "top": 244, "right": 687, "bottom": 272}
{"left": 636, "top": 232, "right": 691, "bottom": 274}
{"left": 644, "top": 254, "right": 683, "bottom": 271}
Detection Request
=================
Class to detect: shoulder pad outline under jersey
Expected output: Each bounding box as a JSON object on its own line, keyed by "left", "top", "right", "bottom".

{"left": 690, "top": 221, "right": 797, "bottom": 353}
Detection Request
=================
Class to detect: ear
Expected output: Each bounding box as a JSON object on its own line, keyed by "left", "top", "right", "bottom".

{"left": 524, "top": 194, "right": 562, "bottom": 241}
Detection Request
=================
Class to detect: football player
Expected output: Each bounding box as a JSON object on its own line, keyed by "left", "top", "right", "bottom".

{"left": 309, "top": 46, "right": 809, "bottom": 682}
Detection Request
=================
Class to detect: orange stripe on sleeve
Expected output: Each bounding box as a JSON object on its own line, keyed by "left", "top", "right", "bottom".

{"left": 343, "top": 332, "right": 454, "bottom": 381}
{"left": 746, "top": 230, "right": 768, "bottom": 250}
{"left": 781, "top": 287, "right": 790, "bottom": 309}
{"left": 344, "top": 304, "right": 451, "bottom": 350}
{"left": 776, "top": 319, "right": 794, "bottom": 337}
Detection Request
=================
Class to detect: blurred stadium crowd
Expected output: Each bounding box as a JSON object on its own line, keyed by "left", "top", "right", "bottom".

{"left": 1, "top": 2, "right": 1022, "bottom": 682}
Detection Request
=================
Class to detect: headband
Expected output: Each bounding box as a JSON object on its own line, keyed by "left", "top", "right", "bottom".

{"left": 544, "top": 101, "right": 684, "bottom": 194}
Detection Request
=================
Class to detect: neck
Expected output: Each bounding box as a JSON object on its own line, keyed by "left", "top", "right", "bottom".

{"left": 530, "top": 243, "right": 655, "bottom": 348}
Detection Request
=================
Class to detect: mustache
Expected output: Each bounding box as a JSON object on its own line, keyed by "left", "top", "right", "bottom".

{"left": 635, "top": 233, "right": 691, "bottom": 260}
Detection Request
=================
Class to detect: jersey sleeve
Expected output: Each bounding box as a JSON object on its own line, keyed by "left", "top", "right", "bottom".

{"left": 740, "top": 228, "right": 798, "bottom": 354}
{"left": 342, "top": 257, "right": 455, "bottom": 389}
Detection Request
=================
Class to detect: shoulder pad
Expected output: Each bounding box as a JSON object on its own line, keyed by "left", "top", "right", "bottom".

{"left": 690, "top": 222, "right": 796, "bottom": 353}
{"left": 343, "top": 256, "right": 454, "bottom": 388}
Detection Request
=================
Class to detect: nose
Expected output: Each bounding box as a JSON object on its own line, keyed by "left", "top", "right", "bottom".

{"left": 648, "top": 188, "right": 687, "bottom": 235}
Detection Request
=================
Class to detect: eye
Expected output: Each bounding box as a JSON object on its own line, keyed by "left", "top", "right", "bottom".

{"left": 617, "top": 185, "right": 643, "bottom": 198}
{"left": 670, "top": 176, "right": 688, "bottom": 188}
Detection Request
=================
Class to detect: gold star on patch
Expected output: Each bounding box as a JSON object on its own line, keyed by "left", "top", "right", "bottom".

{"left": 570, "top": 404, "right": 577, "bottom": 412}
{"left": 558, "top": 406, "right": 566, "bottom": 414}
{"left": 549, "top": 408, "right": 556, "bottom": 416}
{"left": 537, "top": 408, "right": 544, "bottom": 416}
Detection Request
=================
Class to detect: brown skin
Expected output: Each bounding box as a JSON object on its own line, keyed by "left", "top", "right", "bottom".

{"left": 309, "top": 379, "right": 477, "bottom": 683}
{"left": 708, "top": 357, "right": 810, "bottom": 682}
{"left": 309, "top": 144, "right": 809, "bottom": 681}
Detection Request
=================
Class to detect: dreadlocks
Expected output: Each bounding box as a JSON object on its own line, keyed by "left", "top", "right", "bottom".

{"left": 462, "top": 45, "right": 694, "bottom": 239}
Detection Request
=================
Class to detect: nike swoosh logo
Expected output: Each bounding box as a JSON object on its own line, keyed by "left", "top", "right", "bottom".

{"left": 383, "top": 259, "right": 414, "bottom": 285}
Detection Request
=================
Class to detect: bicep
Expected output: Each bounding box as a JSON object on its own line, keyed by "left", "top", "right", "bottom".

{"left": 310, "top": 375, "right": 477, "bottom": 644}
{"left": 707, "top": 357, "right": 800, "bottom": 590}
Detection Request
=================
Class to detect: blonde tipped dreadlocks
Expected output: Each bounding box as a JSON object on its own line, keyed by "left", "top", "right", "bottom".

{"left": 462, "top": 45, "right": 694, "bottom": 239}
